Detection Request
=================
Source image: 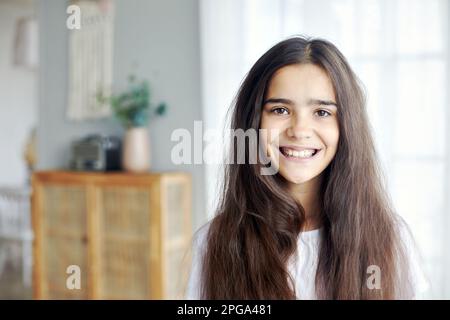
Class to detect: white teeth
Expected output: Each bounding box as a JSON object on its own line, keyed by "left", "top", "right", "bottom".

{"left": 283, "top": 148, "right": 316, "bottom": 158}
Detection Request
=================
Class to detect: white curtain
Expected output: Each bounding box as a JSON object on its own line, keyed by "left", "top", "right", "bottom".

{"left": 200, "top": 0, "right": 450, "bottom": 299}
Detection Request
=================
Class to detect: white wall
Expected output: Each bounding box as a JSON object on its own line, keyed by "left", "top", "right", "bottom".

{"left": 0, "top": 0, "right": 37, "bottom": 187}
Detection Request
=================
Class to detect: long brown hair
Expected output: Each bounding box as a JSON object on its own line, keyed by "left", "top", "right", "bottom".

{"left": 201, "top": 36, "right": 411, "bottom": 299}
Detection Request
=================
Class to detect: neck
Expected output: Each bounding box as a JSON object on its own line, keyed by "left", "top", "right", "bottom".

{"left": 288, "top": 174, "right": 324, "bottom": 231}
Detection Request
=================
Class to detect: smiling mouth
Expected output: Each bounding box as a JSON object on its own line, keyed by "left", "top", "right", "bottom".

{"left": 279, "top": 146, "right": 320, "bottom": 159}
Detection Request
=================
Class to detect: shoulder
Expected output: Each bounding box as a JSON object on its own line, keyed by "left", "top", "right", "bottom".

{"left": 394, "top": 216, "right": 431, "bottom": 299}
{"left": 191, "top": 220, "right": 211, "bottom": 255}
{"left": 185, "top": 220, "right": 211, "bottom": 299}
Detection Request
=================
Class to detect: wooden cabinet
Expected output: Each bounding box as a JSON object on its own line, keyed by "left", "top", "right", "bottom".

{"left": 31, "top": 171, "right": 191, "bottom": 299}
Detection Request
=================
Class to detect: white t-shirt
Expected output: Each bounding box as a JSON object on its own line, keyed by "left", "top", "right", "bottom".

{"left": 186, "top": 220, "right": 430, "bottom": 299}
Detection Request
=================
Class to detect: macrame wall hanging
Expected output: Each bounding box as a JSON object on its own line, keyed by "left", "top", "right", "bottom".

{"left": 67, "top": 0, "right": 114, "bottom": 120}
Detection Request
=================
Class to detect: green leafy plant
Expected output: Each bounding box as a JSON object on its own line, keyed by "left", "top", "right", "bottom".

{"left": 97, "top": 75, "right": 167, "bottom": 128}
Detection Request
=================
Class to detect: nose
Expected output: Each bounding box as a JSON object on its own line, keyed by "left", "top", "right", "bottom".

{"left": 286, "top": 113, "right": 312, "bottom": 139}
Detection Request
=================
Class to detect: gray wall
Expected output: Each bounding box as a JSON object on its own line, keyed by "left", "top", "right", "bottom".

{"left": 37, "top": 0, "right": 205, "bottom": 230}
{"left": 0, "top": 0, "right": 37, "bottom": 186}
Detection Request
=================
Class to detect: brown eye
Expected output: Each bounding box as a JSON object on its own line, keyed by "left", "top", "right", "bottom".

{"left": 271, "top": 107, "right": 289, "bottom": 115}
{"left": 315, "top": 109, "right": 331, "bottom": 117}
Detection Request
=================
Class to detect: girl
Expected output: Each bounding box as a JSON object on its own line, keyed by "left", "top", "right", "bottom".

{"left": 187, "top": 36, "right": 429, "bottom": 299}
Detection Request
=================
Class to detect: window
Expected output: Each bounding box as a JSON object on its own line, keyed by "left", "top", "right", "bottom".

{"left": 200, "top": 0, "right": 450, "bottom": 298}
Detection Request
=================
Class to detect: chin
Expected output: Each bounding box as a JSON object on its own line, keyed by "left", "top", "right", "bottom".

{"left": 282, "top": 174, "right": 315, "bottom": 185}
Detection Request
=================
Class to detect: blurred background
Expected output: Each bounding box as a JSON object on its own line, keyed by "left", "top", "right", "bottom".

{"left": 0, "top": 0, "right": 449, "bottom": 299}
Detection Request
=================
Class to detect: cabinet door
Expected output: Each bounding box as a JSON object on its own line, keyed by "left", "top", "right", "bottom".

{"left": 40, "top": 184, "right": 89, "bottom": 299}
{"left": 163, "top": 179, "right": 191, "bottom": 299}
{"left": 98, "top": 185, "right": 152, "bottom": 299}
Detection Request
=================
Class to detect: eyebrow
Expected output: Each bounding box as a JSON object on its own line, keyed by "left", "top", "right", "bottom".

{"left": 263, "top": 97, "right": 338, "bottom": 108}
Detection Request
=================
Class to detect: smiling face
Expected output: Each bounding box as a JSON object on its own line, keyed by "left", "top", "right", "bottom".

{"left": 260, "top": 63, "right": 340, "bottom": 189}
